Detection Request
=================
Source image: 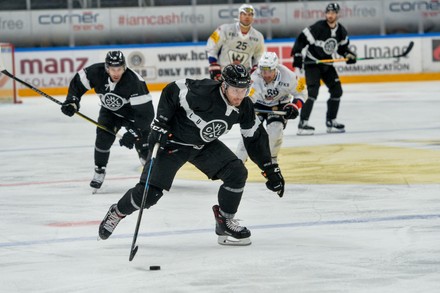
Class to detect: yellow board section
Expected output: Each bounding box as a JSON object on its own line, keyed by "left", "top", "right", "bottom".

{"left": 0, "top": 89, "right": 14, "bottom": 102}
{"left": 340, "top": 72, "right": 440, "bottom": 83}
{"left": 18, "top": 83, "right": 168, "bottom": 97}
{"left": 176, "top": 142, "right": 440, "bottom": 184}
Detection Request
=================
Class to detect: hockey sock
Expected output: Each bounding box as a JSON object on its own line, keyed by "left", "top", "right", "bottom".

{"left": 327, "top": 97, "right": 341, "bottom": 121}
{"left": 300, "top": 97, "right": 315, "bottom": 121}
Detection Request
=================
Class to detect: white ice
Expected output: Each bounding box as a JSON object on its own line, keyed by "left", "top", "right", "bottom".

{"left": 1, "top": 81, "right": 439, "bottom": 293}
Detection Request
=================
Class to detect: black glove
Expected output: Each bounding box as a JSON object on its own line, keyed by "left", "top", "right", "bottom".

{"left": 283, "top": 103, "right": 299, "bottom": 120}
{"left": 292, "top": 53, "right": 303, "bottom": 69}
{"left": 344, "top": 52, "right": 357, "bottom": 64}
{"left": 119, "top": 128, "right": 140, "bottom": 149}
{"left": 135, "top": 131, "right": 150, "bottom": 165}
{"left": 148, "top": 119, "right": 170, "bottom": 150}
{"left": 61, "top": 96, "right": 80, "bottom": 117}
{"left": 262, "top": 163, "right": 285, "bottom": 197}
{"left": 209, "top": 63, "right": 222, "bottom": 80}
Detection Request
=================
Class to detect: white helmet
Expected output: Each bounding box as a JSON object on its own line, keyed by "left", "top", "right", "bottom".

{"left": 259, "top": 52, "right": 279, "bottom": 71}
{"left": 239, "top": 4, "right": 255, "bottom": 15}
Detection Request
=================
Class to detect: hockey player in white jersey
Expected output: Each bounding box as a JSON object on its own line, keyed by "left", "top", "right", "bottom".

{"left": 206, "top": 4, "right": 265, "bottom": 80}
{"left": 236, "top": 52, "right": 307, "bottom": 164}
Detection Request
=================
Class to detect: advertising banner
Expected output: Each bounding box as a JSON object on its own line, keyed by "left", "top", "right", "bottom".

{"left": 254, "top": 1, "right": 383, "bottom": 38}
{"left": 383, "top": 0, "right": 440, "bottom": 34}
{"left": 335, "top": 38, "right": 420, "bottom": 75}
{"left": 30, "top": 9, "right": 112, "bottom": 46}
{"left": 2, "top": 1, "right": 440, "bottom": 47}
{"left": 422, "top": 37, "right": 440, "bottom": 71}
{"left": 14, "top": 35, "right": 438, "bottom": 94}
{"left": 264, "top": 38, "right": 420, "bottom": 76}
{"left": 110, "top": 6, "right": 208, "bottom": 43}
{"left": 0, "top": 11, "right": 33, "bottom": 46}
{"left": 432, "top": 39, "right": 440, "bottom": 61}
{"left": 16, "top": 50, "right": 100, "bottom": 89}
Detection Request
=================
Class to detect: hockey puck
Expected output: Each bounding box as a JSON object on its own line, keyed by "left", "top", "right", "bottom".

{"left": 149, "top": 265, "right": 161, "bottom": 271}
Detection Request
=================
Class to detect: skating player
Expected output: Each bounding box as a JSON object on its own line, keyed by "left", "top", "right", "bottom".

{"left": 61, "top": 51, "right": 154, "bottom": 193}
{"left": 236, "top": 52, "right": 307, "bottom": 163}
{"left": 206, "top": 4, "right": 265, "bottom": 80}
{"left": 291, "top": 3, "right": 356, "bottom": 135}
{"left": 98, "top": 64, "right": 285, "bottom": 246}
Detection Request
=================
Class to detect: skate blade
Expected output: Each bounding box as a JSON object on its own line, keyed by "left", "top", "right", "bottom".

{"left": 297, "top": 130, "right": 314, "bottom": 136}
{"left": 326, "top": 128, "right": 345, "bottom": 133}
{"left": 92, "top": 188, "right": 99, "bottom": 194}
{"left": 217, "top": 235, "right": 251, "bottom": 246}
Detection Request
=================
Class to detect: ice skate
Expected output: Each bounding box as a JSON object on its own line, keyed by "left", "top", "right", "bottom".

{"left": 98, "top": 204, "right": 125, "bottom": 240}
{"left": 297, "top": 120, "right": 315, "bottom": 135}
{"left": 326, "top": 119, "right": 345, "bottom": 133}
{"left": 212, "top": 205, "right": 251, "bottom": 246}
{"left": 90, "top": 167, "right": 106, "bottom": 194}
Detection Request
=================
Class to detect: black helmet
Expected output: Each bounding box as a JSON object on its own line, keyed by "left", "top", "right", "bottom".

{"left": 105, "top": 51, "right": 126, "bottom": 69}
{"left": 325, "top": 3, "right": 340, "bottom": 13}
{"left": 221, "top": 64, "right": 251, "bottom": 88}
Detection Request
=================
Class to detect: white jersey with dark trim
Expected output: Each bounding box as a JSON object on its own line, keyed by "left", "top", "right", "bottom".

{"left": 206, "top": 22, "right": 265, "bottom": 70}
{"left": 156, "top": 78, "right": 272, "bottom": 168}
{"left": 249, "top": 64, "right": 307, "bottom": 108}
{"left": 67, "top": 63, "right": 154, "bottom": 131}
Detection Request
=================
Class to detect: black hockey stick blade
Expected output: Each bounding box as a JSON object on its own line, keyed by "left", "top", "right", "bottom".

{"left": 305, "top": 41, "right": 415, "bottom": 64}
{"left": 361, "top": 41, "right": 414, "bottom": 61}
{"left": 129, "top": 245, "right": 138, "bottom": 261}
{"left": 399, "top": 41, "right": 414, "bottom": 58}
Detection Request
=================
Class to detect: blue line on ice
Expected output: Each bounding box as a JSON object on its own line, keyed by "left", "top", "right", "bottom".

{"left": 1, "top": 213, "right": 439, "bottom": 248}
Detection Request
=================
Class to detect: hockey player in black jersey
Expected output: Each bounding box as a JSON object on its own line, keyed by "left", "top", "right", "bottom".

{"left": 291, "top": 3, "right": 356, "bottom": 135}
{"left": 98, "top": 64, "right": 285, "bottom": 246}
{"left": 61, "top": 51, "right": 154, "bottom": 193}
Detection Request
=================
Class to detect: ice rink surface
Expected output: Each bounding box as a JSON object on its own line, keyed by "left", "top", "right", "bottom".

{"left": 1, "top": 81, "right": 439, "bottom": 292}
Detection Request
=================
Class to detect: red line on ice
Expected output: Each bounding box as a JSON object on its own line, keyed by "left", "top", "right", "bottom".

{"left": 0, "top": 176, "right": 139, "bottom": 187}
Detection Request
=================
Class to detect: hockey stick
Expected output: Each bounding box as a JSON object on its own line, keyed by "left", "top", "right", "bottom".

{"left": 255, "top": 109, "right": 287, "bottom": 115}
{"left": 129, "top": 142, "right": 160, "bottom": 262}
{"left": 304, "top": 41, "right": 414, "bottom": 65}
{"left": 0, "top": 60, "right": 121, "bottom": 138}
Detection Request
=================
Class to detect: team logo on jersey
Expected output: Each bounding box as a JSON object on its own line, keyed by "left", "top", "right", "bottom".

{"left": 323, "top": 38, "right": 338, "bottom": 55}
{"left": 200, "top": 120, "right": 228, "bottom": 142}
{"left": 100, "top": 93, "right": 125, "bottom": 111}
{"left": 228, "top": 51, "right": 249, "bottom": 65}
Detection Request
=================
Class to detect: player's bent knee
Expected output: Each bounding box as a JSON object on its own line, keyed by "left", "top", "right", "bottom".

{"left": 329, "top": 84, "right": 343, "bottom": 98}
{"left": 145, "top": 185, "right": 163, "bottom": 208}
{"left": 221, "top": 160, "right": 248, "bottom": 188}
{"left": 267, "top": 121, "right": 284, "bottom": 136}
{"left": 132, "top": 182, "right": 164, "bottom": 208}
{"left": 95, "top": 133, "right": 116, "bottom": 150}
